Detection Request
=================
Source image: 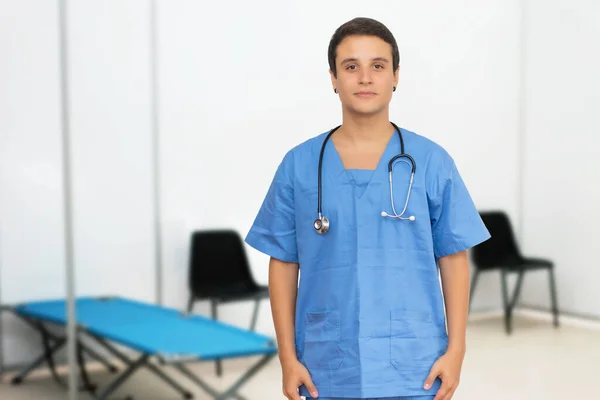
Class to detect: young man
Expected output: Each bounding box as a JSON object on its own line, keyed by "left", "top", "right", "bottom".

{"left": 245, "top": 17, "right": 490, "bottom": 400}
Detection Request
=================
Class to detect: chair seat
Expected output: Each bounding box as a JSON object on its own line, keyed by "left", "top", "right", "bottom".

{"left": 501, "top": 256, "right": 553, "bottom": 270}
{"left": 197, "top": 283, "right": 269, "bottom": 303}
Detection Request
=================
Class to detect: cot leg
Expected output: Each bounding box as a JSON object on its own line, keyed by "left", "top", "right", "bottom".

{"left": 13, "top": 333, "right": 96, "bottom": 393}
{"left": 173, "top": 354, "right": 275, "bottom": 400}
{"left": 89, "top": 336, "right": 131, "bottom": 364}
{"left": 213, "top": 355, "right": 274, "bottom": 400}
{"left": 93, "top": 354, "right": 148, "bottom": 400}
{"left": 37, "top": 328, "right": 98, "bottom": 391}
{"left": 8, "top": 315, "right": 68, "bottom": 385}
{"left": 90, "top": 336, "right": 193, "bottom": 399}
{"left": 80, "top": 345, "right": 119, "bottom": 373}
{"left": 11, "top": 337, "right": 66, "bottom": 384}
{"left": 10, "top": 314, "right": 117, "bottom": 377}
{"left": 76, "top": 338, "right": 98, "bottom": 393}
{"left": 44, "top": 327, "right": 117, "bottom": 373}
{"left": 145, "top": 362, "right": 194, "bottom": 399}
{"left": 173, "top": 363, "right": 243, "bottom": 400}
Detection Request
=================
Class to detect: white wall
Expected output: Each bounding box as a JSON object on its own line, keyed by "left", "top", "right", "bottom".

{"left": 519, "top": 0, "right": 600, "bottom": 318}
{"left": 66, "top": 1, "right": 156, "bottom": 301}
{"left": 0, "top": 0, "right": 156, "bottom": 367}
{"left": 0, "top": 0, "right": 67, "bottom": 367}
{"left": 1, "top": 0, "right": 526, "bottom": 368}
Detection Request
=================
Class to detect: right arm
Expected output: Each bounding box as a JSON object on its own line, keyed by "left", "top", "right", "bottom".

{"left": 269, "top": 257, "right": 319, "bottom": 399}
{"left": 243, "top": 151, "right": 317, "bottom": 398}
{"left": 269, "top": 256, "right": 300, "bottom": 366}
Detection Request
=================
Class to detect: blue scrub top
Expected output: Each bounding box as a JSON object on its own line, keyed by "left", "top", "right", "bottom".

{"left": 245, "top": 126, "right": 490, "bottom": 398}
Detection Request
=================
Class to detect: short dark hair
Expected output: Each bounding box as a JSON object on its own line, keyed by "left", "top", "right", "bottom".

{"left": 328, "top": 17, "right": 400, "bottom": 78}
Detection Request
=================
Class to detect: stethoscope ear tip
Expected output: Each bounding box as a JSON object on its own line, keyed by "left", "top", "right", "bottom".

{"left": 381, "top": 211, "right": 388, "bottom": 217}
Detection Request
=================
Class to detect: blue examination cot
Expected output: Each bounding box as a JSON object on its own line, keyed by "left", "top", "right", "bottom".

{"left": 2, "top": 296, "right": 277, "bottom": 399}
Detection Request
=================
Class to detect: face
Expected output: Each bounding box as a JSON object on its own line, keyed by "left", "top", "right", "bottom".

{"left": 330, "top": 35, "right": 399, "bottom": 116}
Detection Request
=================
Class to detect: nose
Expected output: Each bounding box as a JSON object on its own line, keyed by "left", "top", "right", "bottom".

{"left": 358, "top": 68, "right": 373, "bottom": 85}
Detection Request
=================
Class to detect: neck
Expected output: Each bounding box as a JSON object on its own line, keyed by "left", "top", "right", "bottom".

{"left": 337, "top": 110, "right": 394, "bottom": 143}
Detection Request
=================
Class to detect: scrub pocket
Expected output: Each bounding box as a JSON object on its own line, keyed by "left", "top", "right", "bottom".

{"left": 389, "top": 309, "right": 447, "bottom": 370}
{"left": 301, "top": 310, "right": 344, "bottom": 370}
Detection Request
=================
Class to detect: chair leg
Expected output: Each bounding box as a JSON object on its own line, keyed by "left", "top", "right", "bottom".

{"left": 211, "top": 300, "right": 223, "bottom": 377}
{"left": 500, "top": 270, "right": 512, "bottom": 334}
{"left": 469, "top": 269, "right": 480, "bottom": 313}
{"left": 250, "top": 299, "right": 260, "bottom": 331}
{"left": 548, "top": 268, "right": 560, "bottom": 327}
{"left": 187, "top": 296, "right": 195, "bottom": 314}
{"left": 511, "top": 271, "right": 525, "bottom": 310}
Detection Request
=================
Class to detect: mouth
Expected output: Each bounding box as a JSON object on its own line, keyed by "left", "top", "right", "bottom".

{"left": 355, "top": 91, "right": 377, "bottom": 98}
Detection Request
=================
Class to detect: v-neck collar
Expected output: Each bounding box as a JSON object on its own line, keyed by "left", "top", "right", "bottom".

{"left": 325, "top": 129, "right": 401, "bottom": 186}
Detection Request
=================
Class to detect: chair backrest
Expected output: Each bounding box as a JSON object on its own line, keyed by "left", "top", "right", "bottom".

{"left": 472, "top": 211, "right": 522, "bottom": 269}
{"left": 188, "top": 230, "right": 256, "bottom": 298}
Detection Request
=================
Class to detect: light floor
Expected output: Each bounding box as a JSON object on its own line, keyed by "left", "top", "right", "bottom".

{"left": 0, "top": 315, "right": 598, "bottom": 399}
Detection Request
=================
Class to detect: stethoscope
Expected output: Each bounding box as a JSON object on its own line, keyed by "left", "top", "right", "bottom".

{"left": 314, "top": 122, "right": 416, "bottom": 235}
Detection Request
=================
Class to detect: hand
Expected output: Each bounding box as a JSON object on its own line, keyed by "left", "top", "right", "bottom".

{"left": 281, "top": 358, "right": 319, "bottom": 399}
{"left": 423, "top": 349, "right": 465, "bottom": 400}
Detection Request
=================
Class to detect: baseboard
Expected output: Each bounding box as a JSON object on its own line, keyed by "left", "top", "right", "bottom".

{"left": 469, "top": 306, "right": 600, "bottom": 332}
{"left": 515, "top": 307, "right": 600, "bottom": 331}
{"left": 467, "top": 308, "right": 504, "bottom": 321}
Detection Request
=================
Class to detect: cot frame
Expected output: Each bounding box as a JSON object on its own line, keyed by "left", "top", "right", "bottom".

{"left": 1, "top": 304, "right": 277, "bottom": 400}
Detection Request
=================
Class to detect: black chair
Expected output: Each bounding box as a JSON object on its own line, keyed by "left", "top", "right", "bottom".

{"left": 470, "top": 211, "right": 560, "bottom": 334}
{"left": 187, "top": 229, "right": 269, "bottom": 376}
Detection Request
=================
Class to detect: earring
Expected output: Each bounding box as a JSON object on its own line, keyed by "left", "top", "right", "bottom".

{"left": 393, "top": 86, "right": 396, "bottom": 92}
{"left": 334, "top": 88, "right": 338, "bottom": 94}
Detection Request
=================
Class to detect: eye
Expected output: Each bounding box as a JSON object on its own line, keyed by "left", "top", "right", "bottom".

{"left": 374, "top": 64, "right": 384, "bottom": 69}
{"left": 346, "top": 64, "right": 357, "bottom": 70}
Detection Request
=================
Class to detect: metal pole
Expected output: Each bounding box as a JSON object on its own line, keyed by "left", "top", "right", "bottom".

{"left": 150, "top": 0, "right": 164, "bottom": 306}
{"left": 517, "top": 0, "right": 527, "bottom": 244}
{"left": 0, "top": 217, "right": 4, "bottom": 377}
{"left": 58, "top": 0, "right": 78, "bottom": 399}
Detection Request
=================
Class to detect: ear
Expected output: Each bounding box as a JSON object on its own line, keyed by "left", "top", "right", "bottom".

{"left": 329, "top": 69, "right": 337, "bottom": 91}
{"left": 393, "top": 66, "right": 400, "bottom": 88}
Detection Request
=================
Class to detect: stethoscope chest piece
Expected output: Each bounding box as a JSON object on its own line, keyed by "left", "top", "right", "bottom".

{"left": 314, "top": 215, "right": 329, "bottom": 234}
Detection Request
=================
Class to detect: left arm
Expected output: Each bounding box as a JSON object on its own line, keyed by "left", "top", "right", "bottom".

{"left": 423, "top": 250, "right": 471, "bottom": 400}
{"left": 423, "top": 151, "right": 491, "bottom": 399}
{"left": 439, "top": 250, "right": 470, "bottom": 355}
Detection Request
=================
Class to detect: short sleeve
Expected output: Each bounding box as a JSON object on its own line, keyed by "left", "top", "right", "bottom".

{"left": 244, "top": 151, "right": 298, "bottom": 263}
{"left": 427, "top": 152, "right": 491, "bottom": 259}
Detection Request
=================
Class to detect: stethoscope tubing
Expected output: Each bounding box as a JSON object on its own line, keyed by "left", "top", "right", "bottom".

{"left": 316, "top": 122, "right": 415, "bottom": 233}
